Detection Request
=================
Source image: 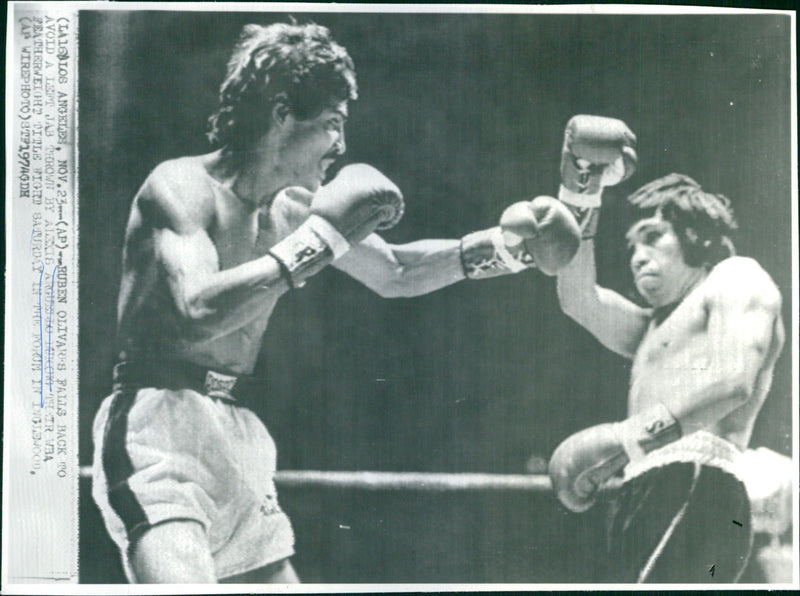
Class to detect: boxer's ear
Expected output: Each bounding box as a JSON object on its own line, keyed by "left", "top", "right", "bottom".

{"left": 271, "top": 94, "right": 291, "bottom": 127}
{"left": 681, "top": 226, "right": 702, "bottom": 267}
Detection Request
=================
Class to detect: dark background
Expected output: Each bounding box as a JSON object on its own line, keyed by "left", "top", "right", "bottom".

{"left": 78, "top": 10, "right": 793, "bottom": 583}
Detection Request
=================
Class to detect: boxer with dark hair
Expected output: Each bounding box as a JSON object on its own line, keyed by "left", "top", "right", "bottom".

{"left": 549, "top": 116, "right": 785, "bottom": 583}
{"left": 91, "top": 22, "right": 581, "bottom": 584}
{"left": 625, "top": 172, "right": 737, "bottom": 269}
{"left": 207, "top": 22, "right": 359, "bottom": 154}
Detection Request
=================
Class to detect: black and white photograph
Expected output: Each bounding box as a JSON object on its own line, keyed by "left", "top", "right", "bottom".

{"left": 4, "top": 2, "right": 798, "bottom": 590}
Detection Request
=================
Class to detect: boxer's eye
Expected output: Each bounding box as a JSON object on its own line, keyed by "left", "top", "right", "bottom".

{"left": 644, "top": 230, "right": 662, "bottom": 244}
{"left": 326, "top": 117, "right": 344, "bottom": 132}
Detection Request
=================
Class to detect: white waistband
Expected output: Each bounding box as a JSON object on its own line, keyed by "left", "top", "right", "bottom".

{"left": 623, "top": 431, "right": 744, "bottom": 482}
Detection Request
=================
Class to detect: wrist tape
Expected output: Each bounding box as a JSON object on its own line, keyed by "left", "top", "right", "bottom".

{"left": 558, "top": 185, "right": 601, "bottom": 240}
{"left": 613, "top": 403, "right": 682, "bottom": 464}
{"left": 269, "top": 214, "right": 350, "bottom": 288}
{"left": 460, "top": 227, "right": 533, "bottom": 279}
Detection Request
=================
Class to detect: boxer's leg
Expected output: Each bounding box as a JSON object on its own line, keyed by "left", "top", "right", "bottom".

{"left": 642, "top": 466, "right": 752, "bottom": 583}
{"left": 605, "top": 463, "right": 697, "bottom": 582}
{"left": 221, "top": 558, "right": 300, "bottom": 583}
{"left": 611, "top": 463, "right": 752, "bottom": 583}
{"left": 130, "top": 520, "right": 217, "bottom": 583}
{"left": 93, "top": 386, "right": 237, "bottom": 583}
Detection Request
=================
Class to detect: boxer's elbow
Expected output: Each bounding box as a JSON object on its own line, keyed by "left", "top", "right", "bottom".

{"left": 557, "top": 289, "right": 580, "bottom": 320}
{"left": 175, "top": 297, "right": 223, "bottom": 341}
{"left": 354, "top": 260, "right": 419, "bottom": 298}
{"left": 374, "top": 265, "right": 463, "bottom": 298}
{"left": 719, "top": 343, "right": 769, "bottom": 402}
{"left": 720, "top": 376, "right": 750, "bottom": 404}
{"left": 704, "top": 368, "right": 753, "bottom": 407}
{"left": 731, "top": 367, "right": 762, "bottom": 404}
{"left": 179, "top": 291, "right": 216, "bottom": 322}
{"left": 557, "top": 280, "right": 593, "bottom": 323}
{"left": 368, "top": 274, "right": 417, "bottom": 298}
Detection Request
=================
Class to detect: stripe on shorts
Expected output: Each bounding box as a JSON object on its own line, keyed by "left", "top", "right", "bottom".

{"left": 637, "top": 462, "right": 702, "bottom": 582}
{"left": 102, "top": 386, "right": 149, "bottom": 545}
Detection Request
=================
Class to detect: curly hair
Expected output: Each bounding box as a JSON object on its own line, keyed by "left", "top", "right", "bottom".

{"left": 207, "top": 22, "right": 358, "bottom": 153}
{"left": 626, "top": 173, "right": 738, "bottom": 268}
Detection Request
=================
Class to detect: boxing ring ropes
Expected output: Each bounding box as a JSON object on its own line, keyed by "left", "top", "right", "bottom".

{"left": 77, "top": 460, "right": 789, "bottom": 529}
{"left": 79, "top": 466, "right": 582, "bottom": 492}
{"left": 78, "top": 461, "right": 794, "bottom": 583}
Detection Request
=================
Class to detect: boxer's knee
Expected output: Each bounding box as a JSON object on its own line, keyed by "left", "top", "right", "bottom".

{"left": 130, "top": 519, "right": 216, "bottom": 583}
{"left": 221, "top": 558, "right": 300, "bottom": 583}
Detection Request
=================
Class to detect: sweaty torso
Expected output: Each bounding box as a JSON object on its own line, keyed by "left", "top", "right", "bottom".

{"left": 628, "top": 258, "right": 783, "bottom": 450}
{"left": 116, "top": 153, "right": 309, "bottom": 374}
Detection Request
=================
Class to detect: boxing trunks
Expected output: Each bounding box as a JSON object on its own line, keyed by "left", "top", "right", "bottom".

{"left": 91, "top": 361, "right": 295, "bottom": 581}
{"left": 604, "top": 431, "right": 752, "bottom": 583}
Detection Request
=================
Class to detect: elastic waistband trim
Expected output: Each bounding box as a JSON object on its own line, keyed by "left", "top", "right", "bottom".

{"left": 623, "top": 431, "right": 744, "bottom": 482}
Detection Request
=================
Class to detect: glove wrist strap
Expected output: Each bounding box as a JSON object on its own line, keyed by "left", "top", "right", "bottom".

{"left": 558, "top": 184, "right": 602, "bottom": 209}
{"left": 305, "top": 214, "right": 350, "bottom": 260}
{"left": 460, "top": 227, "right": 533, "bottom": 279}
{"left": 558, "top": 185, "right": 601, "bottom": 240}
{"left": 269, "top": 215, "right": 348, "bottom": 288}
{"left": 492, "top": 227, "right": 530, "bottom": 273}
{"left": 615, "top": 403, "right": 683, "bottom": 464}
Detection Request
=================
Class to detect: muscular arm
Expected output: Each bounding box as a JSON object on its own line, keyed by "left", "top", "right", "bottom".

{"left": 140, "top": 176, "right": 290, "bottom": 342}
{"left": 330, "top": 191, "right": 581, "bottom": 298}
{"left": 637, "top": 258, "right": 784, "bottom": 435}
{"left": 156, "top": 229, "right": 288, "bottom": 335}
{"left": 556, "top": 240, "right": 650, "bottom": 358}
{"left": 332, "top": 233, "right": 466, "bottom": 298}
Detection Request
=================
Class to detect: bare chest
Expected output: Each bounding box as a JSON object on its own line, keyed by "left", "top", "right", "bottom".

{"left": 210, "top": 195, "right": 299, "bottom": 270}
{"left": 210, "top": 210, "right": 259, "bottom": 269}
{"left": 632, "top": 295, "right": 712, "bottom": 380}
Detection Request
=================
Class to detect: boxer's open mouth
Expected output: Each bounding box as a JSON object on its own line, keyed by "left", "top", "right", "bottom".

{"left": 320, "top": 157, "right": 336, "bottom": 177}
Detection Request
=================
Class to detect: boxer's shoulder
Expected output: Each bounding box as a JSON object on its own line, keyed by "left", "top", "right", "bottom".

{"left": 137, "top": 156, "right": 216, "bottom": 231}
{"left": 710, "top": 255, "right": 765, "bottom": 276}
{"left": 705, "top": 257, "right": 781, "bottom": 308}
{"left": 148, "top": 156, "right": 216, "bottom": 203}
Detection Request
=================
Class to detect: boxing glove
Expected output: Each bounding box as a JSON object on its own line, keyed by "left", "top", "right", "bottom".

{"left": 460, "top": 197, "right": 580, "bottom": 279}
{"left": 558, "top": 115, "right": 637, "bottom": 239}
{"left": 270, "top": 164, "right": 404, "bottom": 287}
{"left": 311, "top": 163, "right": 405, "bottom": 242}
{"left": 501, "top": 197, "right": 581, "bottom": 276}
{"left": 549, "top": 403, "right": 681, "bottom": 512}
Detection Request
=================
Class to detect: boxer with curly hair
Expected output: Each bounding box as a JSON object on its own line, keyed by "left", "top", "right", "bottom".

{"left": 91, "top": 22, "right": 581, "bottom": 584}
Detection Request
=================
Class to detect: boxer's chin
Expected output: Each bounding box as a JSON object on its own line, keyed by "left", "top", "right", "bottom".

{"left": 636, "top": 276, "right": 660, "bottom": 297}
{"left": 297, "top": 176, "right": 323, "bottom": 194}
{"left": 635, "top": 286, "right": 657, "bottom": 307}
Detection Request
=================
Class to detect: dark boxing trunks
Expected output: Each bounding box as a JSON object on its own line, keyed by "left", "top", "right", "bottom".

{"left": 605, "top": 461, "right": 752, "bottom": 583}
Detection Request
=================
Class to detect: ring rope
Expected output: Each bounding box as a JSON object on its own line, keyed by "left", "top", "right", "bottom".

{"left": 79, "top": 466, "right": 622, "bottom": 492}
{"left": 277, "top": 470, "right": 553, "bottom": 491}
